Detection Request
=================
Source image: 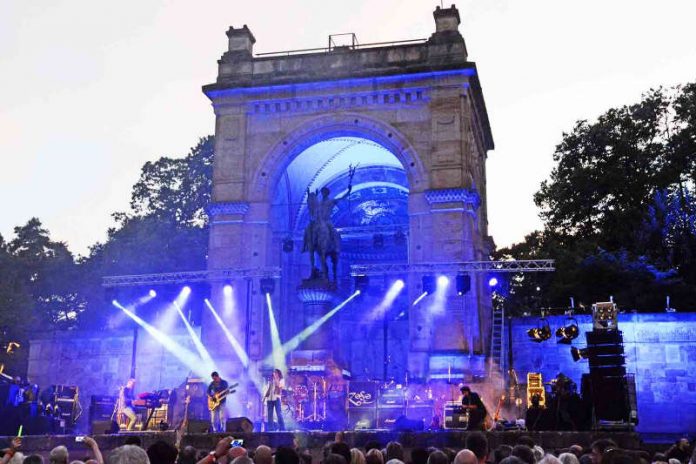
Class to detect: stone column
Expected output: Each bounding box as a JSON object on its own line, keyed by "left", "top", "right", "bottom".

{"left": 296, "top": 284, "right": 337, "bottom": 351}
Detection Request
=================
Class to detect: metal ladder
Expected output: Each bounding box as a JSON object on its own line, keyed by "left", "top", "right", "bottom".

{"left": 489, "top": 306, "right": 505, "bottom": 377}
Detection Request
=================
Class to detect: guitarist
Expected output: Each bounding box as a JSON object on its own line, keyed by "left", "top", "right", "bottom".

{"left": 263, "top": 369, "right": 285, "bottom": 431}
{"left": 207, "top": 371, "right": 229, "bottom": 432}
{"left": 460, "top": 385, "right": 487, "bottom": 431}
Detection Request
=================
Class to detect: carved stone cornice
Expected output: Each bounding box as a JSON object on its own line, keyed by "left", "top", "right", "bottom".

{"left": 206, "top": 202, "right": 250, "bottom": 217}
{"left": 424, "top": 188, "right": 480, "bottom": 210}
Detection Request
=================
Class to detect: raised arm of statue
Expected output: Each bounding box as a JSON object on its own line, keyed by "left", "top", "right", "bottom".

{"left": 306, "top": 188, "right": 318, "bottom": 219}
{"left": 334, "top": 164, "right": 357, "bottom": 202}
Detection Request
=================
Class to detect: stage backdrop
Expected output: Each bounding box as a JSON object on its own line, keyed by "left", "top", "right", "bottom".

{"left": 511, "top": 312, "right": 696, "bottom": 438}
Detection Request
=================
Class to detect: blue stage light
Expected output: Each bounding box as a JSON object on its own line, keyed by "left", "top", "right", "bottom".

{"left": 149, "top": 289, "right": 157, "bottom": 298}
{"left": 437, "top": 275, "right": 449, "bottom": 287}
{"left": 182, "top": 285, "right": 192, "bottom": 296}
{"left": 488, "top": 277, "right": 499, "bottom": 287}
{"left": 223, "top": 284, "right": 233, "bottom": 296}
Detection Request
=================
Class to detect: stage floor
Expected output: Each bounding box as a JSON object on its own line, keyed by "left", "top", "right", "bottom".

{"left": 1, "top": 430, "right": 645, "bottom": 457}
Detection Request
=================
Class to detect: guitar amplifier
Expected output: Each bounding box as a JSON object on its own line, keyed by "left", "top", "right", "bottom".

{"left": 443, "top": 401, "right": 468, "bottom": 429}
{"left": 377, "top": 406, "right": 404, "bottom": 429}
{"left": 348, "top": 408, "right": 376, "bottom": 429}
{"left": 348, "top": 382, "right": 378, "bottom": 409}
{"left": 90, "top": 395, "right": 116, "bottom": 422}
{"left": 405, "top": 400, "right": 434, "bottom": 424}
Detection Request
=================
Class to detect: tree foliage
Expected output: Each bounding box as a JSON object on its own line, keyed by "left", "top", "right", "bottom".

{"left": 500, "top": 82, "right": 696, "bottom": 314}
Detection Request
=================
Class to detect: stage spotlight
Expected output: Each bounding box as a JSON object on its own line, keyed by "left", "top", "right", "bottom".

{"left": 527, "top": 318, "right": 551, "bottom": 342}
{"left": 373, "top": 233, "right": 384, "bottom": 249}
{"left": 422, "top": 276, "right": 435, "bottom": 294}
{"left": 571, "top": 346, "right": 590, "bottom": 362}
{"left": 260, "top": 278, "right": 275, "bottom": 295}
{"left": 437, "top": 275, "right": 449, "bottom": 287}
{"left": 223, "top": 284, "right": 233, "bottom": 296}
{"left": 149, "top": 289, "right": 157, "bottom": 298}
{"left": 182, "top": 286, "right": 192, "bottom": 296}
{"left": 488, "top": 277, "right": 499, "bottom": 287}
{"left": 456, "top": 274, "right": 471, "bottom": 296}
{"left": 394, "top": 279, "right": 405, "bottom": 290}
{"left": 556, "top": 317, "right": 580, "bottom": 344}
{"left": 355, "top": 275, "right": 369, "bottom": 293}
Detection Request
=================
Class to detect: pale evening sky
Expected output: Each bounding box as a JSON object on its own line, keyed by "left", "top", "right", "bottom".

{"left": 1, "top": 0, "right": 695, "bottom": 256}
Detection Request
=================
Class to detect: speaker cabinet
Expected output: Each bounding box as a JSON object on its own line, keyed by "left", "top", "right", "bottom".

{"left": 226, "top": 417, "right": 254, "bottom": 433}
{"left": 91, "top": 420, "right": 119, "bottom": 435}
{"left": 348, "top": 408, "right": 376, "bottom": 429}
{"left": 187, "top": 419, "right": 210, "bottom": 433}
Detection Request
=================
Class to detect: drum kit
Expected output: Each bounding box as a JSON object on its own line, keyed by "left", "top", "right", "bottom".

{"left": 281, "top": 374, "right": 328, "bottom": 425}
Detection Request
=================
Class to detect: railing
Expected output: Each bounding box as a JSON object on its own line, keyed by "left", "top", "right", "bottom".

{"left": 256, "top": 38, "right": 428, "bottom": 57}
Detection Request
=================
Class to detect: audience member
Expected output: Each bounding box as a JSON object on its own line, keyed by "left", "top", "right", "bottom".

{"left": 559, "top": 453, "right": 580, "bottom": 464}
{"left": 539, "top": 456, "right": 561, "bottom": 464}
{"left": 326, "top": 455, "right": 348, "bottom": 464}
{"left": 590, "top": 440, "right": 618, "bottom": 464}
{"left": 511, "top": 446, "right": 535, "bottom": 464}
{"left": 411, "top": 449, "right": 429, "bottom": 464}
{"left": 454, "top": 450, "right": 477, "bottom": 464}
{"left": 499, "top": 457, "right": 526, "bottom": 464}
{"left": 331, "top": 443, "right": 352, "bottom": 464}
{"left": 83, "top": 438, "right": 104, "bottom": 464}
{"left": 1, "top": 440, "right": 22, "bottom": 464}
{"left": 50, "top": 447, "right": 69, "bottom": 464}
{"left": 516, "top": 439, "right": 536, "bottom": 450}
{"left": 426, "top": 451, "right": 448, "bottom": 464}
{"left": 365, "top": 444, "right": 382, "bottom": 455}
{"left": 109, "top": 446, "right": 150, "bottom": 464}
{"left": 665, "top": 439, "right": 690, "bottom": 464}
{"left": 231, "top": 457, "right": 253, "bottom": 464}
{"left": 178, "top": 447, "right": 197, "bottom": 464}
{"left": 569, "top": 448, "right": 584, "bottom": 460}
{"left": 147, "top": 442, "right": 178, "bottom": 464}
{"left": 465, "top": 433, "right": 488, "bottom": 464}
{"left": 533, "top": 448, "right": 545, "bottom": 463}
{"left": 494, "top": 447, "right": 513, "bottom": 464}
{"left": 366, "top": 449, "right": 384, "bottom": 464}
{"left": 124, "top": 439, "right": 142, "bottom": 448}
{"left": 275, "top": 447, "right": 300, "bottom": 464}
{"left": 253, "top": 447, "right": 272, "bottom": 464}
{"left": 386, "top": 444, "right": 404, "bottom": 463}
{"left": 24, "top": 455, "right": 45, "bottom": 464}
{"left": 351, "top": 449, "right": 366, "bottom": 464}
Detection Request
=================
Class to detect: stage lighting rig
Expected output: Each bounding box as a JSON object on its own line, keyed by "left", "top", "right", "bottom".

{"left": 571, "top": 346, "right": 590, "bottom": 362}
{"left": 260, "top": 278, "right": 275, "bottom": 295}
{"left": 527, "top": 318, "right": 551, "bottom": 342}
{"left": 422, "top": 275, "right": 435, "bottom": 294}
{"left": 592, "top": 301, "right": 619, "bottom": 330}
{"left": 556, "top": 317, "right": 580, "bottom": 344}
{"left": 456, "top": 274, "right": 471, "bottom": 296}
{"left": 354, "top": 275, "right": 369, "bottom": 293}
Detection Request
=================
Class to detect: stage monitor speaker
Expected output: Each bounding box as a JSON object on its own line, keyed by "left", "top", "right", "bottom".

{"left": 187, "top": 419, "right": 210, "bottom": 433}
{"left": 91, "top": 420, "right": 119, "bottom": 435}
{"left": 348, "top": 408, "right": 376, "bottom": 430}
{"left": 377, "top": 407, "right": 404, "bottom": 429}
{"left": 226, "top": 417, "right": 254, "bottom": 433}
{"left": 394, "top": 415, "right": 424, "bottom": 431}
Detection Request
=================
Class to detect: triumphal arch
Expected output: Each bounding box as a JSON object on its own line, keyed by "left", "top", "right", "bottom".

{"left": 202, "top": 4, "right": 494, "bottom": 404}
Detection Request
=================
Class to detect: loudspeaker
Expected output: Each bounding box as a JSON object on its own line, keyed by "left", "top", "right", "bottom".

{"left": 91, "top": 420, "right": 119, "bottom": 435}
{"left": 226, "top": 417, "right": 254, "bottom": 433}
{"left": 377, "top": 407, "right": 404, "bottom": 429}
{"left": 187, "top": 419, "right": 210, "bottom": 433}
{"left": 348, "top": 408, "right": 376, "bottom": 429}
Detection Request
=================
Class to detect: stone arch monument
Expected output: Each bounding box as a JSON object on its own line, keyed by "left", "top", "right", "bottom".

{"left": 202, "top": 4, "right": 494, "bottom": 398}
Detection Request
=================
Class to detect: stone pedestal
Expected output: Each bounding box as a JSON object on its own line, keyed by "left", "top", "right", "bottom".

{"left": 296, "top": 280, "right": 337, "bottom": 351}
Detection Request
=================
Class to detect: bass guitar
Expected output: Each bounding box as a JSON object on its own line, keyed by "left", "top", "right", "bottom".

{"left": 207, "top": 383, "right": 239, "bottom": 411}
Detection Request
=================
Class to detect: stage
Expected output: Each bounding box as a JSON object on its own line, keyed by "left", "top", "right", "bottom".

{"left": 0, "top": 430, "right": 646, "bottom": 458}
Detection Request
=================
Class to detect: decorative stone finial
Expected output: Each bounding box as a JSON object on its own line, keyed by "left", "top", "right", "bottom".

{"left": 433, "top": 4, "right": 461, "bottom": 32}
{"left": 226, "top": 24, "right": 256, "bottom": 56}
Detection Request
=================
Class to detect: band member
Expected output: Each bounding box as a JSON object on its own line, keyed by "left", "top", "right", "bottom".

{"left": 121, "top": 378, "right": 137, "bottom": 430}
{"left": 264, "top": 369, "right": 285, "bottom": 431}
{"left": 460, "top": 385, "right": 487, "bottom": 430}
{"left": 207, "top": 371, "right": 229, "bottom": 432}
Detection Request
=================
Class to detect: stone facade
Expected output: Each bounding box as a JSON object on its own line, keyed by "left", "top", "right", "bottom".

{"left": 202, "top": 5, "right": 494, "bottom": 384}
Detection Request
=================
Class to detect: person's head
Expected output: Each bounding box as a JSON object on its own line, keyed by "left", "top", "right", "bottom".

{"left": 231, "top": 457, "right": 253, "bottom": 464}
{"left": 516, "top": 438, "right": 536, "bottom": 450}
{"left": 124, "top": 437, "right": 142, "bottom": 447}
{"left": 460, "top": 386, "right": 471, "bottom": 398}
{"left": 86, "top": 460, "right": 99, "bottom": 464}
{"left": 299, "top": 452, "right": 312, "bottom": 464}
{"left": 68, "top": 461, "right": 84, "bottom": 464}
{"left": 511, "top": 446, "right": 535, "bottom": 464}
{"left": 275, "top": 447, "right": 299, "bottom": 464}
{"left": 331, "top": 443, "right": 352, "bottom": 464}
{"left": 147, "top": 441, "right": 178, "bottom": 464}
{"left": 494, "top": 446, "right": 513, "bottom": 464}
{"left": 499, "top": 458, "right": 525, "bottom": 464}
{"left": 253, "top": 446, "right": 272, "bottom": 464}
{"left": 109, "top": 446, "right": 150, "bottom": 464}
{"left": 50, "top": 446, "right": 69, "bottom": 464}
{"left": 411, "top": 448, "right": 429, "bottom": 464}
{"left": 667, "top": 459, "right": 680, "bottom": 464}
{"left": 273, "top": 369, "right": 283, "bottom": 380}
{"left": 386, "top": 460, "right": 404, "bottom": 464}
{"left": 365, "top": 444, "right": 382, "bottom": 455}
{"left": 568, "top": 447, "right": 583, "bottom": 459}
{"left": 211, "top": 372, "right": 220, "bottom": 382}
{"left": 326, "top": 455, "right": 348, "bottom": 464}
{"left": 178, "top": 447, "right": 197, "bottom": 464}
{"left": 386, "top": 443, "right": 404, "bottom": 463}
{"left": 652, "top": 453, "right": 668, "bottom": 464}
{"left": 539, "top": 456, "right": 561, "bottom": 464}
{"left": 426, "top": 451, "right": 449, "bottom": 464}
{"left": 366, "top": 449, "right": 384, "bottom": 464}
{"left": 126, "top": 378, "right": 135, "bottom": 388}
{"left": 590, "top": 440, "right": 617, "bottom": 464}
{"left": 559, "top": 453, "right": 580, "bottom": 464}
{"left": 454, "top": 450, "right": 478, "bottom": 464}
{"left": 465, "top": 432, "right": 488, "bottom": 463}
{"left": 533, "top": 447, "right": 545, "bottom": 463}
{"left": 24, "top": 455, "right": 45, "bottom": 464}
{"left": 677, "top": 439, "right": 690, "bottom": 451}
{"left": 9, "top": 453, "right": 24, "bottom": 464}
{"left": 351, "top": 449, "right": 366, "bottom": 464}
{"left": 321, "top": 187, "right": 330, "bottom": 198}
{"left": 228, "top": 448, "right": 247, "bottom": 462}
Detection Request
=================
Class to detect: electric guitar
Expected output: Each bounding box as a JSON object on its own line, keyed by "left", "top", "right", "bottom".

{"left": 207, "top": 383, "right": 239, "bottom": 411}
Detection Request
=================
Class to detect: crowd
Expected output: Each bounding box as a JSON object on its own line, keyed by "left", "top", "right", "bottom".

{"left": 0, "top": 434, "right": 693, "bottom": 464}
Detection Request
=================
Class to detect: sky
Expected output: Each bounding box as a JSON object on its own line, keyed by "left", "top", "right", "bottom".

{"left": 1, "top": 0, "right": 695, "bottom": 256}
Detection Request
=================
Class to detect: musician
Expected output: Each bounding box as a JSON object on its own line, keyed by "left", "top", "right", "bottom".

{"left": 121, "top": 378, "right": 137, "bottom": 430}
{"left": 207, "top": 371, "right": 229, "bottom": 432}
{"left": 263, "top": 369, "right": 285, "bottom": 431}
{"left": 460, "top": 385, "right": 487, "bottom": 430}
